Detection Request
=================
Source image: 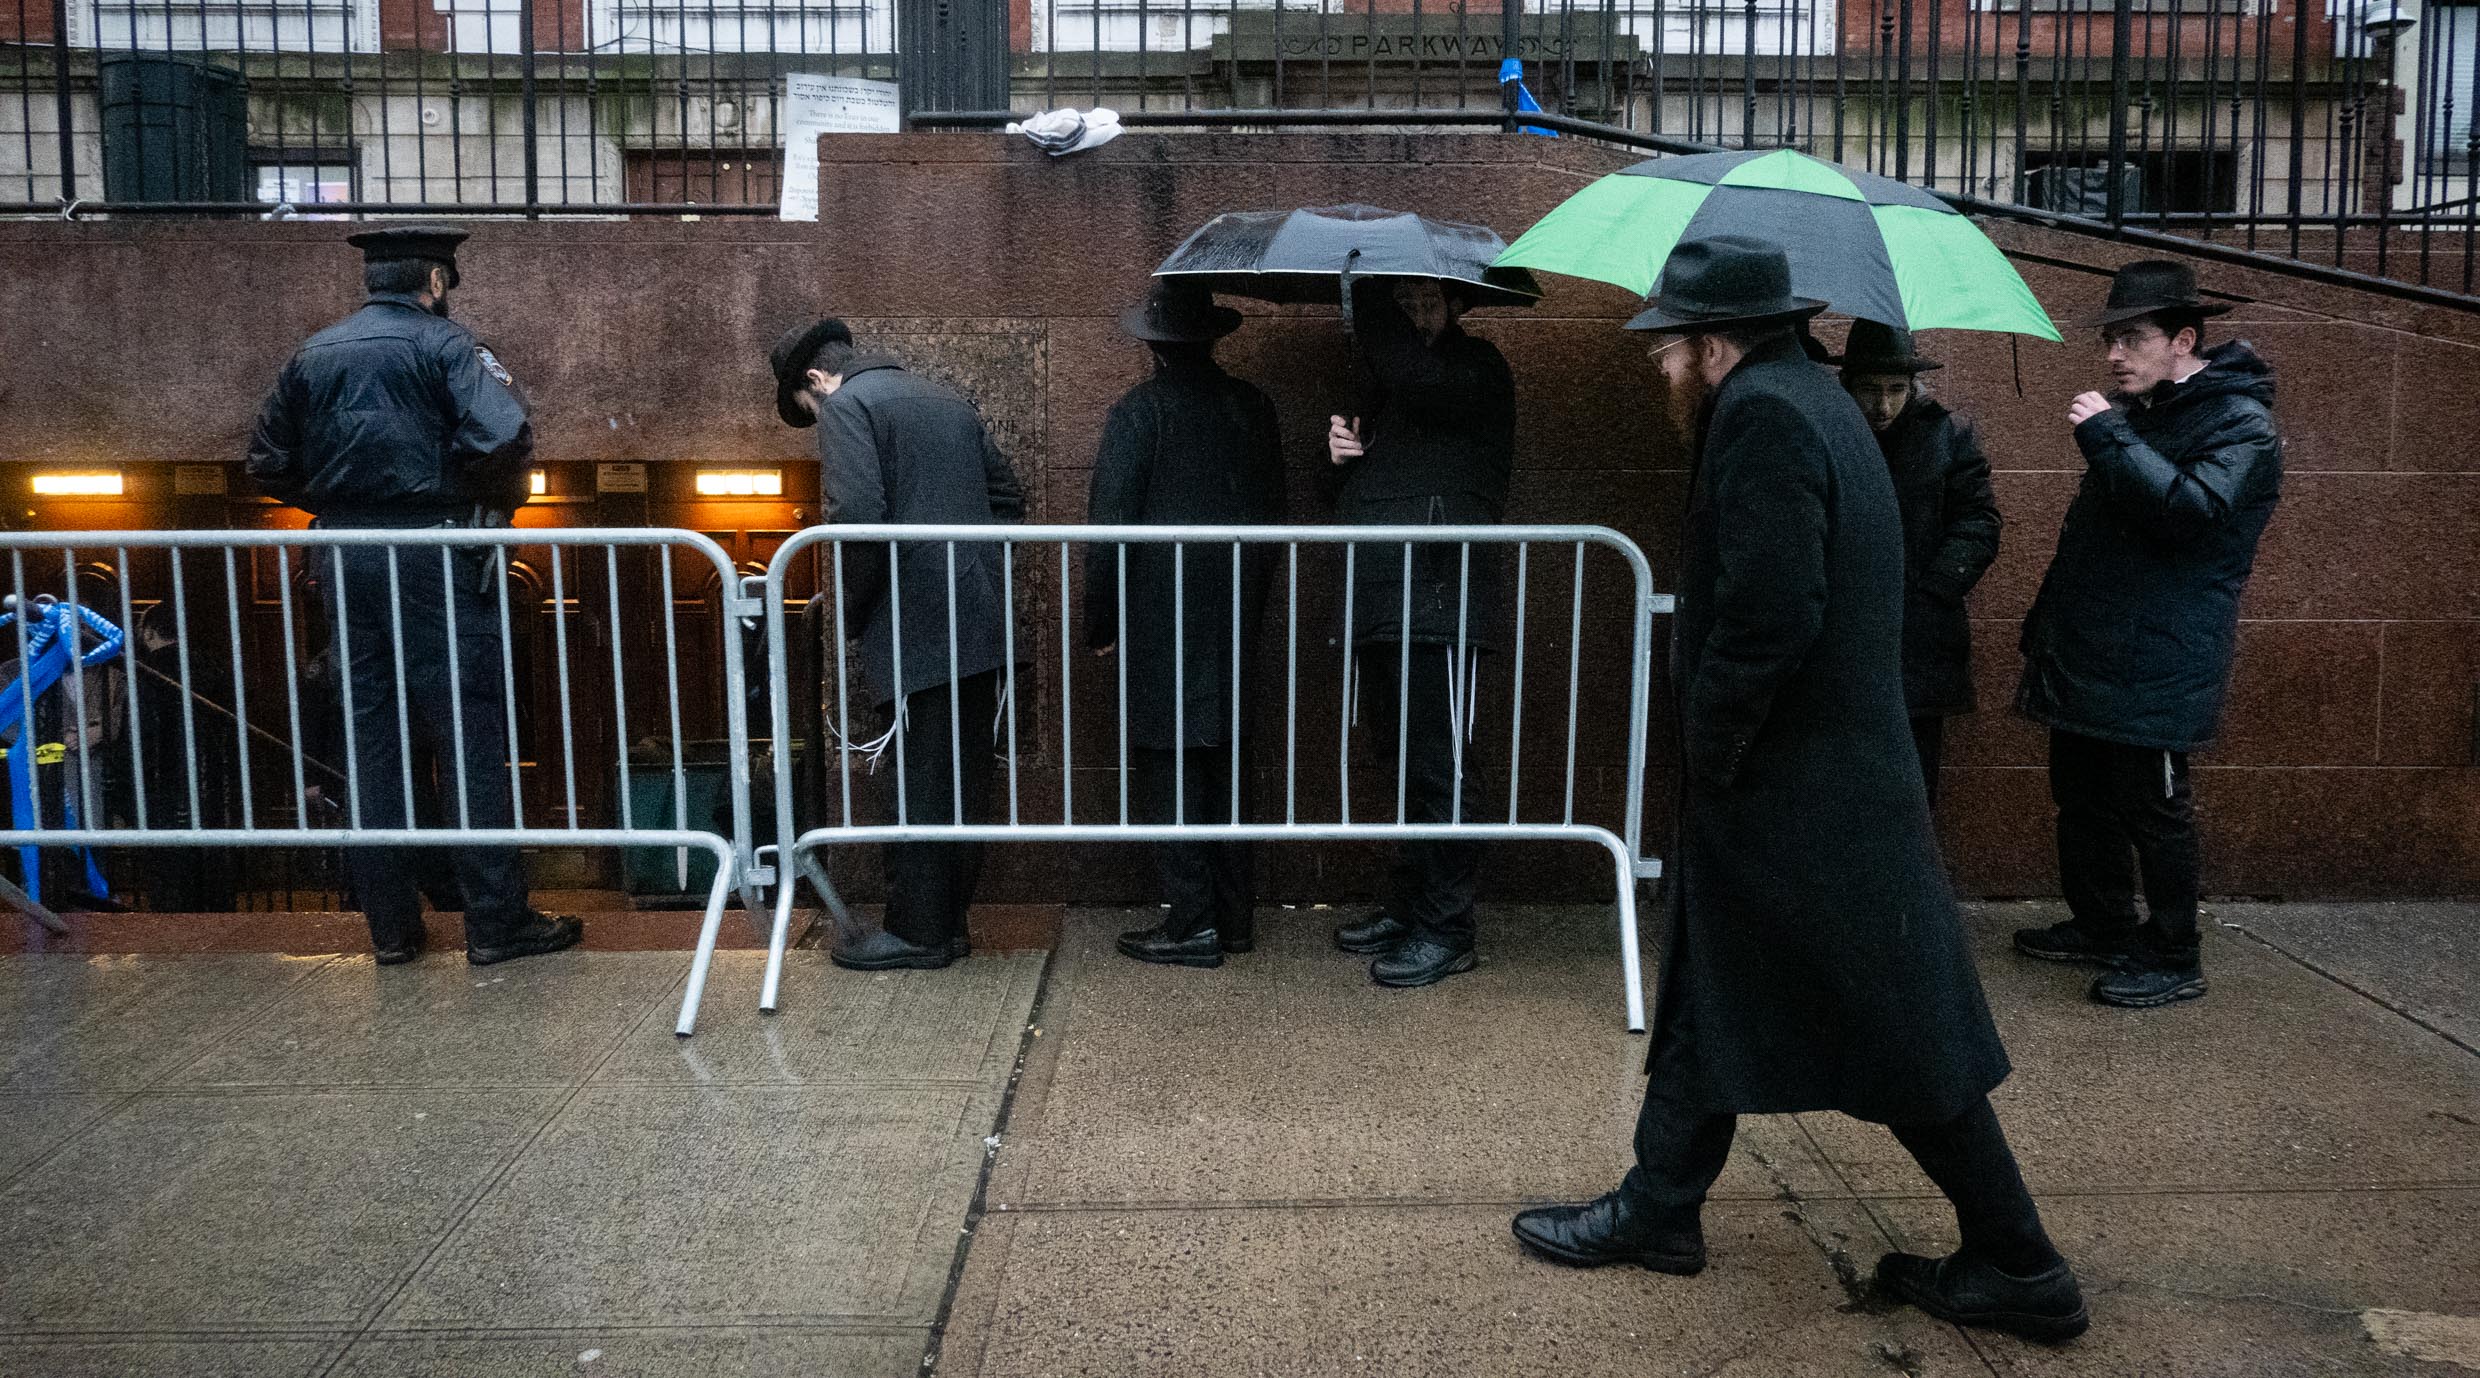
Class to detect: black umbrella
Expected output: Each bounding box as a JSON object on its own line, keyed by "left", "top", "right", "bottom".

{"left": 1153, "top": 204, "right": 1543, "bottom": 320}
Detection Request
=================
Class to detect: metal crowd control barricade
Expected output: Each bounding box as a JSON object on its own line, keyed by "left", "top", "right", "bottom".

{"left": 0, "top": 528, "right": 764, "bottom": 1033}
{"left": 739, "top": 522, "right": 1672, "bottom": 1037}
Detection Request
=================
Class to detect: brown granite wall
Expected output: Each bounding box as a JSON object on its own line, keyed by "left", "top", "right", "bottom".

{"left": 1, "top": 131, "right": 2473, "bottom": 902}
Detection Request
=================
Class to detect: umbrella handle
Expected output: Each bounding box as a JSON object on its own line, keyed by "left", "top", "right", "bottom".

{"left": 1339, "top": 247, "right": 1361, "bottom": 337}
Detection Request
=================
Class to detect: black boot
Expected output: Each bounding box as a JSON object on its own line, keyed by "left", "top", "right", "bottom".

{"left": 831, "top": 928, "right": 956, "bottom": 972}
{"left": 1370, "top": 937, "right": 1476, "bottom": 988}
{"left": 1875, "top": 1250, "right": 2089, "bottom": 1343}
{"left": 466, "top": 914, "right": 584, "bottom": 967}
{"left": 1116, "top": 922, "right": 1227, "bottom": 969}
{"left": 2091, "top": 948, "right": 2205, "bottom": 1008}
{"left": 371, "top": 925, "right": 425, "bottom": 967}
{"left": 1511, "top": 1194, "right": 1706, "bottom": 1275}
{"left": 1333, "top": 910, "right": 1411, "bottom": 954}
{"left": 2012, "top": 919, "right": 2143, "bottom": 968}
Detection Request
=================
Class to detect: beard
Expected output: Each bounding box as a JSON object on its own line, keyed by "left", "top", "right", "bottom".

{"left": 429, "top": 294, "right": 452, "bottom": 318}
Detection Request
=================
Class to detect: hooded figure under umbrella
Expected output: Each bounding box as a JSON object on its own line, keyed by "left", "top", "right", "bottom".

{"left": 1086, "top": 285, "right": 1285, "bottom": 969}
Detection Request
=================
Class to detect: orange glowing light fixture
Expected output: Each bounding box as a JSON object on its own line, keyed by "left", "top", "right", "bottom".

{"left": 31, "top": 471, "right": 125, "bottom": 497}
{"left": 529, "top": 469, "right": 549, "bottom": 495}
{"left": 694, "top": 468, "right": 783, "bottom": 498}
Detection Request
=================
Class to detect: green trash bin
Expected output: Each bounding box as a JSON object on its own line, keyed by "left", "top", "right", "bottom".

{"left": 620, "top": 757, "right": 728, "bottom": 902}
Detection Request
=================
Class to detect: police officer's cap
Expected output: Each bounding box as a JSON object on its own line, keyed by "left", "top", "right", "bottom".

{"left": 347, "top": 225, "right": 469, "bottom": 289}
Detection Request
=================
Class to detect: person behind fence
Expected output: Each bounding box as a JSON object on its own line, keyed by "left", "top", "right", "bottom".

{"left": 769, "top": 317, "right": 1027, "bottom": 972}
{"left": 1321, "top": 276, "right": 1514, "bottom": 989}
{"left": 1510, "top": 237, "right": 2087, "bottom": 1344}
{"left": 244, "top": 226, "right": 582, "bottom": 968}
{"left": 1085, "top": 285, "right": 1285, "bottom": 970}
{"left": 1834, "top": 320, "right": 2002, "bottom": 808}
{"left": 2010, "top": 260, "right": 2284, "bottom": 1010}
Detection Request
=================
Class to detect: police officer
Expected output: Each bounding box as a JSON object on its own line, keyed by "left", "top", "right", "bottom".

{"left": 246, "top": 227, "right": 581, "bottom": 967}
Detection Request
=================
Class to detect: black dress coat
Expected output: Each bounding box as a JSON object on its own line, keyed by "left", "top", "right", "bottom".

{"left": 1653, "top": 334, "right": 2011, "bottom": 1126}
{"left": 246, "top": 292, "right": 534, "bottom": 525}
{"left": 1879, "top": 398, "right": 2002, "bottom": 718}
{"left": 1321, "top": 286, "right": 1516, "bottom": 650}
{"left": 817, "top": 357, "right": 1028, "bottom": 707}
{"left": 1083, "top": 356, "right": 1286, "bottom": 750}
{"left": 2017, "top": 341, "right": 2284, "bottom": 752}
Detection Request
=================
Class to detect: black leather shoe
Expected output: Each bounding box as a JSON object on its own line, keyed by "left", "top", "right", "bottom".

{"left": 831, "top": 929, "right": 956, "bottom": 971}
{"left": 466, "top": 914, "right": 584, "bottom": 967}
{"left": 1371, "top": 938, "right": 1476, "bottom": 988}
{"left": 1875, "top": 1250, "right": 2089, "bottom": 1343}
{"left": 2091, "top": 955, "right": 2205, "bottom": 1008}
{"left": 2012, "top": 920, "right": 2143, "bottom": 968}
{"left": 1511, "top": 1195, "right": 1706, "bottom": 1275}
{"left": 1117, "top": 923, "right": 1227, "bottom": 969}
{"left": 372, "top": 930, "right": 424, "bottom": 966}
{"left": 1334, "top": 911, "right": 1412, "bottom": 954}
{"left": 1218, "top": 923, "right": 1256, "bottom": 954}
{"left": 949, "top": 934, "right": 972, "bottom": 961}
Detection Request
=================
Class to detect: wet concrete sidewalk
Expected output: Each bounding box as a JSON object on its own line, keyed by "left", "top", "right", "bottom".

{"left": 3, "top": 901, "right": 2476, "bottom": 1376}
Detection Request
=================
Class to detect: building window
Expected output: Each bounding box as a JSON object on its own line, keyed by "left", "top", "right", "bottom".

{"left": 2424, "top": 3, "right": 2478, "bottom": 173}
{"left": 624, "top": 151, "right": 783, "bottom": 206}
{"left": 255, "top": 159, "right": 356, "bottom": 214}
{"left": 67, "top": 0, "right": 379, "bottom": 51}
{"left": 590, "top": 0, "right": 888, "bottom": 55}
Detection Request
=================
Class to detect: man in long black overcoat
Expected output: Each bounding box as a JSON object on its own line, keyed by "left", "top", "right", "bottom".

{"left": 1510, "top": 237, "right": 2088, "bottom": 1344}
{"left": 1085, "top": 285, "right": 1285, "bottom": 968}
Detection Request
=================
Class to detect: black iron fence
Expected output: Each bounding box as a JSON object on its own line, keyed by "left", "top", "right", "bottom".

{"left": 3, "top": 0, "right": 2476, "bottom": 295}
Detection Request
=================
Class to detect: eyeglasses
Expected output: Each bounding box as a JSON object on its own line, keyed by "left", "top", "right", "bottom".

{"left": 1647, "top": 338, "right": 1691, "bottom": 362}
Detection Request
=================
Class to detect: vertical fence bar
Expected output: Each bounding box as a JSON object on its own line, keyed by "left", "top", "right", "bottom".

{"left": 1229, "top": 541, "right": 1241, "bottom": 826}
{"left": 326, "top": 547, "right": 352, "bottom": 830}
{"left": 944, "top": 542, "right": 963, "bottom": 825}
{"left": 381, "top": 548, "right": 415, "bottom": 825}
{"left": 1507, "top": 542, "right": 1527, "bottom": 823}
{"left": 1450, "top": 543, "right": 1470, "bottom": 826}
{"left": 887, "top": 540, "right": 907, "bottom": 824}
{"left": 222, "top": 550, "right": 255, "bottom": 830}
{"left": 1172, "top": 541, "right": 1184, "bottom": 826}
{"left": 2105, "top": 0, "right": 2133, "bottom": 229}
{"left": 1285, "top": 542, "right": 1297, "bottom": 826}
{"left": 833, "top": 541, "right": 854, "bottom": 826}
{"left": 1117, "top": 541, "right": 1129, "bottom": 824}
{"left": 1338, "top": 543, "right": 1355, "bottom": 822}
{"left": 58, "top": 549, "right": 98, "bottom": 832}
{"left": 1002, "top": 541, "right": 1019, "bottom": 825}
{"left": 1394, "top": 545, "right": 1412, "bottom": 824}
{"left": 606, "top": 546, "right": 633, "bottom": 831}
{"left": 48, "top": 0, "right": 73, "bottom": 201}
{"left": 275, "top": 550, "right": 309, "bottom": 829}
{"left": 9, "top": 552, "right": 36, "bottom": 832}
{"left": 660, "top": 552, "right": 687, "bottom": 890}
{"left": 496, "top": 543, "right": 523, "bottom": 829}
{"left": 173, "top": 548, "right": 208, "bottom": 828}
{"left": 549, "top": 545, "right": 579, "bottom": 827}
{"left": 1563, "top": 542, "right": 1584, "bottom": 825}
{"left": 1059, "top": 541, "right": 1074, "bottom": 824}
{"left": 437, "top": 547, "right": 471, "bottom": 830}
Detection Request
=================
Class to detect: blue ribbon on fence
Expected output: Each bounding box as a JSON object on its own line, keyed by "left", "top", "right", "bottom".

{"left": 1497, "top": 60, "right": 1558, "bottom": 138}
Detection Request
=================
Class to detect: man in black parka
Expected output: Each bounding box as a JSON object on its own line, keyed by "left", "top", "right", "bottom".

{"left": 1086, "top": 286, "right": 1285, "bottom": 969}
{"left": 1835, "top": 321, "right": 2002, "bottom": 806}
{"left": 1511, "top": 238, "right": 2086, "bottom": 1344}
{"left": 2012, "top": 261, "right": 2284, "bottom": 1009}
{"left": 1322, "top": 278, "right": 1515, "bottom": 988}
{"left": 247, "top": 226, "right": 580, "bottom": 968}
{"left": 769, "top": 318, "right": 1027, "bottom": 971}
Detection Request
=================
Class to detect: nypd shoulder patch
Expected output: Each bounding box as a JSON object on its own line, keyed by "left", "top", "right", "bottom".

{"left": 475, "top": 344, "right": 514, "bottom": 387}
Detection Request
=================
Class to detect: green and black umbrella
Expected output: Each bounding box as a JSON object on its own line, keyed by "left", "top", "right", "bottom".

{"left": 1495, "top": 148, "right": 2058, "bottom": 341}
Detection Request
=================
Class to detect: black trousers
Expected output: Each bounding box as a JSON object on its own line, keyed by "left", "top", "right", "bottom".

{"left": 1356, "top": 644, "right": 1482, "bottom": 949}
{"left": 322, "top": 542, "right": 529, "bottom": 947}
{"left": 1910, "top": 716, "right": 1945, "bottom": 809}
{"left": 1619, "top": 1074, "right": 2059, "bottom": 1275}
{"left": 1133, "top": 744, "right": 1256, "bottom": 943}
{"left": 879, "top": 670, "right": 1001, "bottom": 948}
{"left": 2048, "top": 729, "right": 2200, "bottom": 954}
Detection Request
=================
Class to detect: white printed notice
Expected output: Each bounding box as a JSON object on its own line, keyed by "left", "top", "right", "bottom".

{"left": 779, "top": 74, "right": 901, "bottom": 222}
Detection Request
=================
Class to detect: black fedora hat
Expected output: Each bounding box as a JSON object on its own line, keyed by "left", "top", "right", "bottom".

{"left": 1121, "top": 284, "right": 1242, "bottom": 343}
{"left": 347, "top": 225, "right": 468, "bottom": 289}
{"left": 2087, "top": 259, "right": 2233, "bottom": 328}
{"left": 1830, "top": 319, "right": 1942, "bottom": 374}
{"left": 1625, "top": 235, "right": 1828, "bottom": 335}
{"left": 768, "top": 318, "right": 853, "bottom": 429}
